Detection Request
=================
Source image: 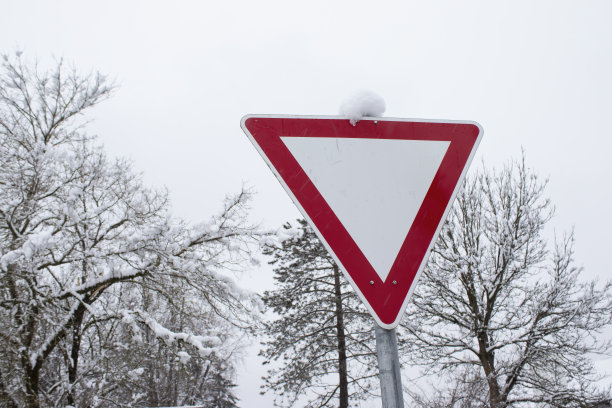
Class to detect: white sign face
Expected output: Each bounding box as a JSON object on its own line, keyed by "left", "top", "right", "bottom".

{"left": 281, "top": 137, "right": 449, "bottom": 282}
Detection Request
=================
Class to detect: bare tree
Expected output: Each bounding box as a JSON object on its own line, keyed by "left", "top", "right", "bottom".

{"left": 0, "top": 53, "right": 262, "bottom": 407}
{"left": 402, "top": 156, "right": 612, "bottom": 408}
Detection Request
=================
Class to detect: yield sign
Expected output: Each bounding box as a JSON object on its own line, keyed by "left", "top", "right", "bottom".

{"left": 241, "top": 115, "right": 482, "bottom": 329}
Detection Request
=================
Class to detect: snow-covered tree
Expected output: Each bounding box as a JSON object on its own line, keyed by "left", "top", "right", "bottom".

{"left": 403, "top": 156, "right": 612, "bottom": 408}
{"left": 0, "top": 53, "right": 261, "bottom": 407}
{"left": 259, "top": 220, "right": 380, "bottom": 408}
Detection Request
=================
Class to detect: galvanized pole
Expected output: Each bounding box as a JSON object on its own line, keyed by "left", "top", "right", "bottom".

{"left": 375, "top": 324, "right": 404, "bottom": 408}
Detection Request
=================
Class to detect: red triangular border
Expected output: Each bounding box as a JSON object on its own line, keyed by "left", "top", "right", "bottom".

{"left": 242, "top": 115, "right": 482, "bottom": 328}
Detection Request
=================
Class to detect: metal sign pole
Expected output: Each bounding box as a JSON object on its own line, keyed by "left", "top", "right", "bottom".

{"left": 375, "top": 324, "right": 404, "bottom": 408}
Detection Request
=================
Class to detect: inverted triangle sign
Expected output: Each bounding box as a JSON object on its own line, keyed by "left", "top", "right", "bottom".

{"left": 241, "top": 115, "right": 482, "bottom": 329}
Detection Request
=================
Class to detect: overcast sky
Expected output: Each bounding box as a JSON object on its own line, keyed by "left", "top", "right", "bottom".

{"left": 3, "top": 0, "right": 612, "bottom": 405}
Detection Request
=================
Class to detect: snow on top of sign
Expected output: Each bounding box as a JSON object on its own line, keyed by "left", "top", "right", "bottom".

{"left": 339, "top": 90, "right": 386, "bottom": 125}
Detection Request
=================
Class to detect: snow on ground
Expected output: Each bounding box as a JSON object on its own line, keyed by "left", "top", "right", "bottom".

{"left": 339, "top": 90, "right": 386, "bottom": 125}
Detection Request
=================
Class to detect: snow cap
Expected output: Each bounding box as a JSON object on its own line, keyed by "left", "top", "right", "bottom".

{"left": 339, "top": 90, "right": 386, "bottom": 126}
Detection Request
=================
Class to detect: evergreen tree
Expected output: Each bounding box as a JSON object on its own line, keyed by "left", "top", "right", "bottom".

{"left": 260, "top": 220, "right": 379, "bottom": 408}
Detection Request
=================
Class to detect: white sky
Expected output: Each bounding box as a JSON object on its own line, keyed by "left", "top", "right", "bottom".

{"left": 3, "top": 0, "right": 612, "bottom": 405}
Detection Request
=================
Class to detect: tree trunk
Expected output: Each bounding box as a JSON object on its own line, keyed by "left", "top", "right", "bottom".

{"left": 332, "top": 265, "right": 349, "bottom": 408}
{"left": 66, "top": 306, "right": 86, "bottom": 406}
{"left": 486, "top": 378, "right": 504, "bottom": 408}
{"left": 477, "top": 339, "right": 504, "bottom": 408}
{"left": 23, "top": 363, "right": 40, "bottom": 408}
{"left": 22, "top": 321, "right": 41, "bottom": 408}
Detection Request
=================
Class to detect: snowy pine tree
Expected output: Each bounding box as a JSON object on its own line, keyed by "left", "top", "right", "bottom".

{"left": 259, "top": 220, "right": 380, "bottom": 408}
